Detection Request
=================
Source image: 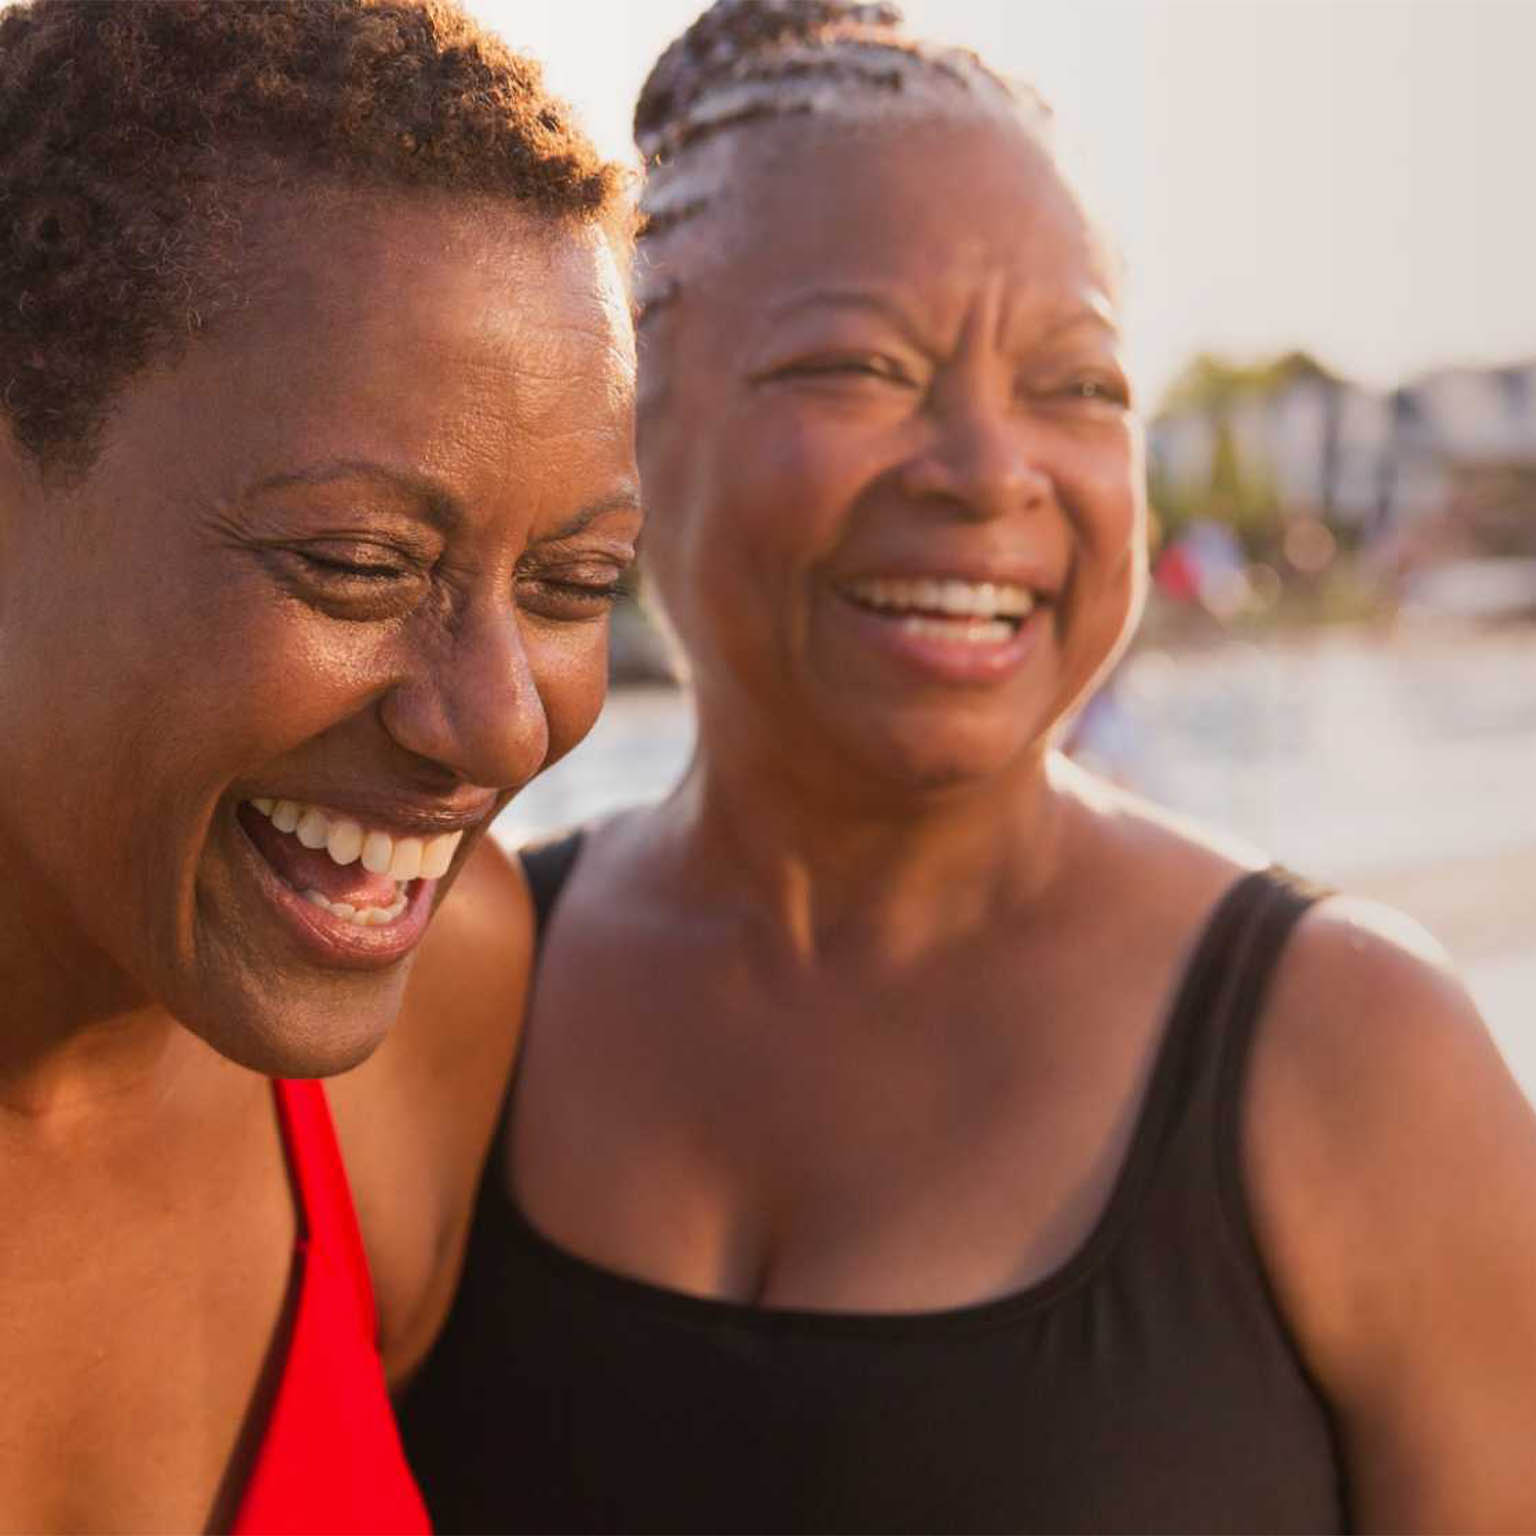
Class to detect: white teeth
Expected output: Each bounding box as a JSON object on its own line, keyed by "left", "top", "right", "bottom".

{"left": 897, "top": 615, "right": 1016, "bottom": 645}
{"left": 295, "top": 808, "right": 330, "bottom": 850}
{"left": 361, "top": 830, "right": 394, "bottom": 876}
{"left": 847, "top": 576, "right": 1037, "bottom": 622}
{"left": 939, "top": 579, "right": 973, "bottom": 613}
{"left": 388, "top": 837, "right": 424, "bottom": 883}
{"left": 246, "top": 800, "right": 467, "bottom": 881}
{"left": 302, "top": 887, "right": 410, "bottom": 928}
{"left": 326, "top": 818, "right": 363, "bottom": 867}
{"left": 420, "top": 832, "right": 459, "bottom": 880}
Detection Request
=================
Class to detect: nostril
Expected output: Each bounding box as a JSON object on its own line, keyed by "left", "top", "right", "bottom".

{"left": 899, "top": 448, "right": 1050, "bottom": 519}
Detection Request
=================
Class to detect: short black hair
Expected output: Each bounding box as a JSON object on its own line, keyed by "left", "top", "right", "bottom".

{"left": 0, "top": 0, "right": 627, "bottom": 468}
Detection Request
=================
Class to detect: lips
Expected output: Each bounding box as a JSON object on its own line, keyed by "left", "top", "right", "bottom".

{"left": 231, "top": 795, "right": 475, "bottom": 966}
{"left": 832, "top": 572, "right": 1051, "bottom": 682}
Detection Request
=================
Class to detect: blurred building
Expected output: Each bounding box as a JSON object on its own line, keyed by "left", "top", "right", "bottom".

{"left": 1149, "top": 353, "right": 1536, "bottom": 570}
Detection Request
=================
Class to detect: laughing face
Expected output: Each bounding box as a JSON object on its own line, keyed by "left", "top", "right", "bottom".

{"left": 0, "top": 194, "right": 640, "bottom": 1075}
{"left": 640, "top": 115, "right": 1145, "bottom": 796}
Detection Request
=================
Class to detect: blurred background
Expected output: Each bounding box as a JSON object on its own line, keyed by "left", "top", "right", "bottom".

{"left": 467, "top": 0, "right": 1536, "bottom": 1095}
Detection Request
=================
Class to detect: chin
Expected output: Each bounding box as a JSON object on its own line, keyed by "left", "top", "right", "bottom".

{"left": 839, "top": 707, "right": 1044, "bottom": 800}
{"left": 175, "top": 967, "right": 407, "bottom": 1079}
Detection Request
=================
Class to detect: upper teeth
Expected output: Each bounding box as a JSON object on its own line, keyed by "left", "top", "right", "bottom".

{"left": 845, "top": 577, "right": 1037, "bottom": 620}
{"left": 247, "top": 799, "right": 463, "bottom": 881}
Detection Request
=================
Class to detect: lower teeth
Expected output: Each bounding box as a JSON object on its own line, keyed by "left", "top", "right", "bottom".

{"left": 302, "top": 884, "right": 409, "bottom": 927}
{"left": 894, "top": 615, "right": 1016, "bottom": 644}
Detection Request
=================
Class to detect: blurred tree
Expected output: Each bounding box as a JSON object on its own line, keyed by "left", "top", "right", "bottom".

{"left": 1150, "top": 349, "right": 1347, "bottom": 557}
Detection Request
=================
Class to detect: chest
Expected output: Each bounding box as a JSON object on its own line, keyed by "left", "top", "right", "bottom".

{"left": 507, "top": 928, "right": 1175, "bottom": 1313}
{"left": 0, "top": 1115, "right": 295, "bottom": 1533}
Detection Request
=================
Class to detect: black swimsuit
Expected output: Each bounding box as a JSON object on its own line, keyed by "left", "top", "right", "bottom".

{"left": 402, "top": 842, "right": 1345, "bottom": 1533}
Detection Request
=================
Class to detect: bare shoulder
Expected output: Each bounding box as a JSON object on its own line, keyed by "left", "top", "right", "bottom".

{"left": 327, "top": 837, "right": 535, "bottom": 1382}
{"left": 1250, "top": 893, "right": 1523, "bottom": 1214}
{"left": 1052, "top": 755, "right": 1266, "bottom": 930}
{"left": 1245, "top": 894, "right": 1536, "bottom": 1528}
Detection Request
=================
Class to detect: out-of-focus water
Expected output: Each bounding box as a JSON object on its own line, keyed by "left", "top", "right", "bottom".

{"left": 493, "top": 625, "right": 1536, "bottom": 1098}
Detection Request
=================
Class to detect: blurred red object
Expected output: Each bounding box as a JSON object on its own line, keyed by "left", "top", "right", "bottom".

{"left": 1154, "top": 542, "right": 1202, "bottom": 603}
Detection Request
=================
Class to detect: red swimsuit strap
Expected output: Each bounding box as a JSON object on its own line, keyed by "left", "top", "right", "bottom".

{"left": 230, "top": 1080, "right": 428, "bottom": 1536}
{"left": 271, "top": 1077, "right": 378, "bottom": 1338}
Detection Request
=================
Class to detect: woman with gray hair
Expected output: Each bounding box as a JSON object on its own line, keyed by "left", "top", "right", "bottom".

{"left": 404, "top": 3, "right": 1536, "bottom": 1529}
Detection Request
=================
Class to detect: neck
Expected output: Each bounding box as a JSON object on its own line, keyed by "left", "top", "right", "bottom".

{"left": 0, "top": 845, "right": 200, "bottom": 1122}
{"left": 663, "top": 714, "right": 1082, "bottom": 974}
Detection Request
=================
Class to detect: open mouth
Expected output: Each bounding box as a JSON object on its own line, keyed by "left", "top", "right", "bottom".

{"left": 839, "top": 576, "right": 1039, "bottom": 642}
{"left": 237, "top": 798, "right": 464, "bottom": 934}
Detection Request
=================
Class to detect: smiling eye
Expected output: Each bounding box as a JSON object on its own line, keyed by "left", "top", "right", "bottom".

{"left": 275, "top": 540, "right": 429, "bottom": 621}
{"left": 516, "top": 560, "right": 631, "bottom": 623}
{"left": 301, "top": 551, "right": 411, "bottom": 580}
{"left": 1027, "top": 374, "right": 1132, "bottom": 412}
{"left": 292, "top": 540, "right": 424, "bottom": 582}
{"left": 1072, "top": 375, "right": 1131, "bottom": 404}
{"left": 779, "top": 355, "right": 915, "bottom": 386}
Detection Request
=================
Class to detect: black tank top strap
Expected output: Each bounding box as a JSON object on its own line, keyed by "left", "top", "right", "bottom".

{"left": 1157, "top": 865, "right": 1328, "bottom": 1118}
{"left": 1209, "top": 867, "right": 1332, "bottom": 1096}
{"left": 1169, "top": 866, "right": 1327, "bottom": 1094}
{"left": 1104, "top": 865, "right": 1331, "bottom": 1261}
{"left": 517, "top": 829, "right": 586, "bottom": 940}
{"left": 1208, "top": 866, "right": 1332, "bottom": 1238}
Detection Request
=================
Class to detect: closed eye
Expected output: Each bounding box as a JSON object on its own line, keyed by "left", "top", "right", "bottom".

{"left": 270, "top": 539, "right": 432, "bottom": 621}
{"left": 768, "top": 354, "right": 918, "bottom": 387}
{"left": 300, "top": 550, "right": 413, "bottom": 580}
{"left": 516, "top": 551, "right": 635, "bottom": 623}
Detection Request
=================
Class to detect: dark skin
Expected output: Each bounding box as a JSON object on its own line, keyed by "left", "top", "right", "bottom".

{"left": 0, "top": 189, "right": 640, "bottom": 1532}
{"left": 492, "top": 117, "right": 1536, "bottom": 1529}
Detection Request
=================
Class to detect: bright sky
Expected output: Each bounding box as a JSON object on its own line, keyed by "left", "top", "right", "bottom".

{"left": 465, "top": 0, "right": 1536, "bottom": 407}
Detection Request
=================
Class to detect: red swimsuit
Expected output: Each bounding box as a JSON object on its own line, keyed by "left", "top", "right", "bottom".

{"left": 232, "top": 1080, "right": 430, "bottom": 1535}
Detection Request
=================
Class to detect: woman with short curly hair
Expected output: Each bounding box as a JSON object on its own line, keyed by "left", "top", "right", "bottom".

{"left": 0, "top": 2, "right": 641, "bottom": 1529}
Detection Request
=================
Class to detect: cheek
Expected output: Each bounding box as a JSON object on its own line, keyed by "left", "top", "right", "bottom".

{"left": 1060, "top": 431, "right": 1144, "bottom": 569}
{"left": 733, "top": 406, "right": 887, "bottom": 554}
{"left": 682, "top": 408, "right": 888, "bottom": 640}
{"left": 176, "top": 616, "right": 397, "bottom": 770}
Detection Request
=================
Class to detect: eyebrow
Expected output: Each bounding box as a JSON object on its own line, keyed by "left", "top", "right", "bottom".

{"left": 242, "top": 460, "right": 642, "bottom": 541}
{"left": 535, "top": 486, "right": 644, "bottom": 544}
{"left": 765, "top": 288, "right": 1122, "bottom": 347}
{"left": 243, "top": 459, "right": 464, "bottom": 532}
{"left": 764, "top": 288, "right": 934, "bottom": 349}
{"left": 1036, "top": 295, "right": 1122, "bottom": 343}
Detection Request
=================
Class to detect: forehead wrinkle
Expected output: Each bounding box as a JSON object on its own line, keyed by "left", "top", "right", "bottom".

{"left": 996, "top": 289, "right": 1124, "bottom": 355}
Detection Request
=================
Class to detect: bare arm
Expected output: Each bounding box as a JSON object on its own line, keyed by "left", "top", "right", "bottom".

{"left": 328, "top": 838, "right": 536, "bottom": 1387}
{"left": 1249, "top": 897, "right": 1536, "bottom": 1531}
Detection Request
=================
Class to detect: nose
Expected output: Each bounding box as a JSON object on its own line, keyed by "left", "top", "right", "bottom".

{"left": 899, "top": 394, "right": 1053, "bottom": 522}
{"left": 379, "top": 601, "right": 549, "bottom": 792}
